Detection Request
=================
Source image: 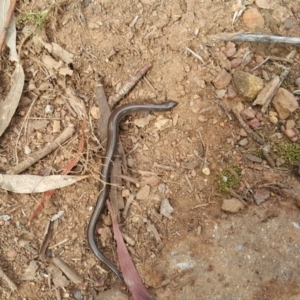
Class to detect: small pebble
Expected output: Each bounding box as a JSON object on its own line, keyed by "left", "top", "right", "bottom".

{"left": 6, "top": 249, "right": 17, "bottom": 260}
{"left": 221, "top": 198, "right": 244, "bottom": 213}
{"left": 158, "top": 183, "right": 166, "bottom": 193}
{"left": 202, "top": 167, "right": 210, "bottom": 175}
{"left": 160, "top": 198, "right": 174, "bottom": 218}
{"left": 241, "top": 108, "right": 256, "bottom": 120}
{"left": 103, "top": 215, "right": 112, "bottom": 226}
{"left": 239, "top": 138, "right": 248, "bottom": 146}
{"left": 269, "top": 115, "right": 278, "bottom": 124}
{"left": 285, "top": 129, "right": 296, "bottom": 139}
{"left": 121, "top": 189, "right": 130, "bottom": 197}
{"left": 73, "top": 291, "right": 83, "bottom": 300}
{"left": 286, "top": 119, "right": 295, "bottom": 130}
{"left": 24, "top": 145, "right": 31, "bottom": 155}
{"left": 90, "top": 107, "right": 101, "bottom": 119}
{"left": 295, "top": 77, "right": 300, "bottom": 88}
{"left": 247, "top": 118, "right": 261, "bottom": 129}
{"left": 240, "top": 128, "right": 248, "bottom": 137}
{"left": 136, "top": 184, "right": 150, "bottom": 200}
{"left": 253, "top": 189, "right": 270, "bottom": 205}
{"left": 45, "top": 104, "right": 54, "bottom": 114}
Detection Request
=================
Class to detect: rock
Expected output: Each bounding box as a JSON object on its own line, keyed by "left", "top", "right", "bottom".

{"left": 215, "top": 89, "right": 226, "bottom": 98}
{"left": 90, "top": 106, "right": 101, "bottom": 119}
{"left": 158, "top": 183, "right": 166, "bottom": 193}
{"left": 295, "top": 77, "right": 300, "bottom": 88}
{"left": 190, "top": 96, "right": 202, "bottom": 114}
{"left": 73, "top": 291, "right": 83, "bottom": 300}
{"left": 240, "top": 128, "right": 248, "bottom": 137}
{"left": 232, "top": 70, "right": 264, "bottom": 100}
{"left": 213, "top": 69, "right": 232, "bottom": 89}
{"left": 255, "top": 0, "right": 275, "bottom": 9}
{"left": 269, "top": 115, "right": 278, "bottom": 124}
{"left": 136, "top": 184, "right": 150, "bottom": 200}
{"left": 230, "top": 57, "right": 242, "bottom": 68}
{"left": 140, "top": 175, "right": 160, "bottom": 187}
{"left": 241, "top": 107, "right": 256, "bottom": 120}
{"left": 45, "top": 104, "right": 54, "bottom": 114}
{"left": 242, "top": 8, "right": 265, "bottom": 30}
{"left": 247, "top": 118, "right": 261, "bottom": 129}
{"left": 285, "top": 129, "right": 296, "bottom": 139}
{"left": 272, "top": 88, "right": 298, "bottom": 119}
{"left": 253, "top": 189, "right": 270, "bottom": 205}
{"left": 160, "top": 198, "right": 174, "bottom": 217}
{"left": 272, "top": 4, "right": 292, "bottom": 24}
{"left": 6, "top": 249, "right": 17, "bottom": 260}
{"left": 227, "top": 85, "right": 237, "bottom": 98}
{"left": 97, "top": 289, "right": 128, "bottom": 300}
{"left": 221, "top": 198, "right": 244, "bottom": 213}
{"left": 238, "top": 138, "right": 248, "bottom": 146}
{"left": 202, "top": 167, "right": 210, "bottom": 175}
{"left": 286, "top": 119, "right": 296, "bottom": 130}
{"left": 226, "top": 43, "right": 236, "bottom": 57}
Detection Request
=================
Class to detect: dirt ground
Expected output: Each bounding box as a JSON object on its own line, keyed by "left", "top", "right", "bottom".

{"left": 1, "top": 0, "right": 300, "bottom": 299}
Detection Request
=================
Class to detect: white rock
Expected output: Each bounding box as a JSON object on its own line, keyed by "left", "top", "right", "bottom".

{"left": 160, "top": 198, "right": 174, "bottom": 217}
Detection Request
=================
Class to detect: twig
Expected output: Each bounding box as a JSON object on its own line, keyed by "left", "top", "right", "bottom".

{"left": 108, "top": 64, "right": 152, "bottom": 108}
{"left": 269, "top": 56, "right": 293, "bottom": 64}
{"left": 39, "top": 220, "right": 54, "bottom": 261}
{"left": 232, "top": 108, "right": 265, "bottom": 145}
{"left": 7, "top": 125, "right": 75, "bottom": 174}
{"left": 123, "top": 194, "right": 135, "bottom": 218}
{"left": 262, "top": 144, "right": 276, "bottom": 168}
{"left": 211, "top": 98, "right": 232, "bottom": 121}
{"left": 0, "top": 0, "right": 17, "bottom": 55}
{"left": 210, "top": 32, "right": 300, "bottom": 45}
{"left": 0, "top": 266, "right": 17, "bottom": 291}
{"left": 14, "top": 97, "right": 38, "bottom": 164}
{"left": 261, "top": 67, "right": 290, "bottom": 113}
{"left": 251, "top": 56, "right": 269, "bottom": 71}
{"left": 52, "top": 257, "right": 83, "bottom": 284}
{"left": 147, "top": 221, "right": 161, "bottom": 243}
{"left": 185, "top": 47, "right": 204, "bottom": 64}
{"left": 154, "top": 162, "right": 175, "bottom": 171}
{"left": 184, "top": 174, "right": 193, "bottom": 191}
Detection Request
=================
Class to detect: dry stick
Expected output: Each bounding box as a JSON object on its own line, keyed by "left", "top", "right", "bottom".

{"left": 7, "top": 125, "right": 75, "bottom": 175}
{"left": 232, "top": 108, "right": 265, "bottom": 145}
{"left": 210, "top": 32, "right": 300, "bottom": 45}
{"left": 52, "top": 257, "right": 83, "bottom": 284}
{"left": 261, "top": 67, "right": 290, "bottom": 113}
{"left": 269, "top": 56, "right": 293, "bottom": 64}
{"left": 0, "top": 0, "right": 17, "bottom": 54}
{"left": 14, "top": 97, "right": 38, "bottom": 164}
{"left": 0, "top": 266, "right": 17, "bottom": 292}
{"left": 186, "top": 47, "right": 205, "bottom": 64}
{"left": 108, "top": 64, "right": 152, "bottom": 108}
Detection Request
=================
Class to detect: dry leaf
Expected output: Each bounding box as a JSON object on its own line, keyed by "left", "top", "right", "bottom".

{"left": 0, "top": 174, "right": 88, "bottom": 193}
{"left": 134, "top": 116, "right": 150, "bottom": 128}
{"left": 21, "top": 260, "right": 39, "bottom": 281}
{"left": 65, "top": 88, "right": 86, "bottom": 119}
{"left": 154, "top": 116, "right": 171, "bottom": 131}
{"left": 107, "top": 200, "right": 153, "bottom": 300}
{"left": 0, "top": 1, "right": 18, "bottom": 61}
{"left": 40, "top": 39, "right": 74, "bottom": 64}
{"left": 0, "top": 63, "right": 24, "bottom": 137}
